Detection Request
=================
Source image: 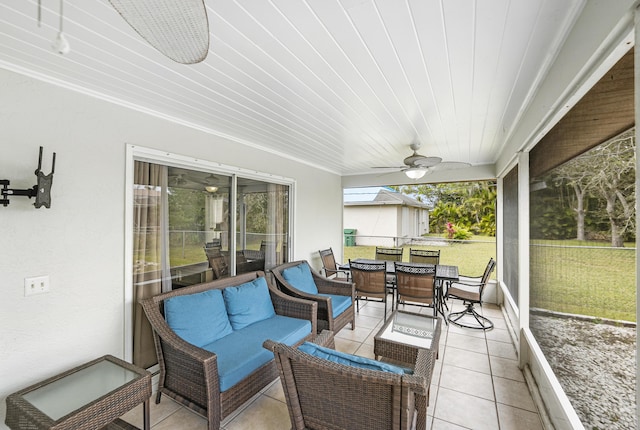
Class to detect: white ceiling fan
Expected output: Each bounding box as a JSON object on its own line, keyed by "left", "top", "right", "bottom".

{"left": 373, "top": 142, "right": 470, "bottom": 179}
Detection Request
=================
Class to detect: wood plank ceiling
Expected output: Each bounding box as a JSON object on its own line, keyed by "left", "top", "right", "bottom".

{"left": 0, "top": 0, "right": 586, "bottom": 176}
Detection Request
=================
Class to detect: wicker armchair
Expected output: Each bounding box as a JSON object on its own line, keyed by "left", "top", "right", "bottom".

{"left": 272, "top": 260, "right": 355, "bottom": 333}
{"left": 141, "top": 271, "right": 317, "bottom": 430}
{"left": 264, "top": 331, "right": 431, "bottom": 430}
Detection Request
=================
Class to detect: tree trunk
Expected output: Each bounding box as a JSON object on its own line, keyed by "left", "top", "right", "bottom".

{"left": 573, "top": 183, "right": 585, "bottom": 241}
{"left": 605, "top": 193, "right": 624, "bottom": 247}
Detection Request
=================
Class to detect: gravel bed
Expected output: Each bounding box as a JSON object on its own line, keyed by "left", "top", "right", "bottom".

{"left": 530, "top": 314, "right": 636, "bottom": 430}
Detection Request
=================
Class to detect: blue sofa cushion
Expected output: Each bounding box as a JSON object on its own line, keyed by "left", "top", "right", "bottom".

{"left": 298, "top": 342, "right": 407, "bottom": 374}
{"left": 223, "top": 276, "right": 276, "bottom": 330}
{"left": 164, "top": 289, "right": 233, "bottom": 348}
{"left": 202, "top": 315, "right": 312, "bottom": 392}
{"left": 282, "top": 263, "right": 318, "bottom": 295}
{"left": 318, "top": 293, "right": 352, "bottom": 318}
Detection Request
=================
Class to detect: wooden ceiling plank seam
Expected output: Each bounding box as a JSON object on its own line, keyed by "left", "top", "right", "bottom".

{"left": 78, "top": 1, "right": 350, "bottom": 143}
{"left": 302, "top": 0, "right": 412, "bottom": 151}
{"left": 270, "top": 0, "right": 419, "bottom": 149}
{"left": 344, "top": 0, "right": 424, "bottom": 143}
{"left": 406, "top": 0, "right": 446, "bottom": 146}
{"left": 185, "top": 62, "right": 346, "bottom": 149}
{"left": 207, "top": 42, "right": 352, "bottom": 133}
{"left": 210, "top": 2, "right": 397, "bottom": 143}
{"left": 438, "top": 0, "right": 461, "bottom": 156}
{"left": 311, "top": 0, "right": 412, "bottom": 137}
{"left": 72, "top": 1, "right": 350, "bottom": 148}
{"left": 468, "top": 0, "right": 512, "bottom": 163}
{"left": 374, "top": 0, "right": 438, "bottom": 146}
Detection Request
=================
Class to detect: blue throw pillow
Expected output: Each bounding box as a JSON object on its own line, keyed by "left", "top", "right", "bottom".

{"left": 164, "top": 289, "right": 233, "bottom": 348}
{"left": 281, "top": 263, "right": 318, "bottom": 295}
{"left": 298, "top": 342, "right": 406, "bottom": 374}
{"left": 223, "top": 277, "right": 276, "bottom": 330}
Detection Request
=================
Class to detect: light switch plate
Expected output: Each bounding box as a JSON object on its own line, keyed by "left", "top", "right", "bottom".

{"left": 24, "top": 275, "right": 49, "bottom": 296}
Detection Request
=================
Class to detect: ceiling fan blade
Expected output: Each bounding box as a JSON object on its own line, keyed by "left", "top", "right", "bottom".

{"left": 430, "top": 161, "right": 471, "bottom": 171}
{"left": 413, "top": 156, "right": 442, "bottom": 167}
{"left": 108, "top": 0, "right": 209, "bottom": 64}
{"left": 371, "top": 166, "right": 406, "bottom": 169}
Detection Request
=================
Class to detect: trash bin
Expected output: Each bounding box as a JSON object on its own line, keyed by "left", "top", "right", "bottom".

{"left": 344, "top": 229, "right": 356, "bottom": 247}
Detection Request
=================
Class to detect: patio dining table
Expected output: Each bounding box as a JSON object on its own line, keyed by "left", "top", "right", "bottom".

{"left": 348, "top": 259, "right": 459, "bottom": 319}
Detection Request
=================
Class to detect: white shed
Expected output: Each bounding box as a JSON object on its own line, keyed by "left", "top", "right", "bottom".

{"left": 343, "top": 187, "right": 430, "bottom": 247}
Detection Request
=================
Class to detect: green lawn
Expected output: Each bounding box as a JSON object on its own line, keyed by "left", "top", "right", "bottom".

{"left": 344, "top": 238, "right": 636, "bottom": 322}
{"left": 160, "top": 236, "right": 636, "bottom": 322}
{"left": 530, "top": 242, "right": 636, "bottom": 322}
{"left": 343, "top": 241, "right": 497, "bottom": 279}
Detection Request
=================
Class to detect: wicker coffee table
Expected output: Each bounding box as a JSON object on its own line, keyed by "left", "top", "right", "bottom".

{"left": 374, "top": 310, "right": 441, "bottom": 365}
{"left": 5, "top": 355, "right": 151, "bottom": 430}
{"left": 374, "top": 310, "right": 441, "bottom": 429}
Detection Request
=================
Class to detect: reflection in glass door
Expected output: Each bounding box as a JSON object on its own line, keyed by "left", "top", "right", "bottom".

{"left": 131, "top": 160, "right": 291, "bottom": 368}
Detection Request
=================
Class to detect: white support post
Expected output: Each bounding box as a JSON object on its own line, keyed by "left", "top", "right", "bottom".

{"left": 517, "top": 151, "right": 530, "bottom": 366}
{"left": 634, "top": 6, "right": 640, "bottom": 427}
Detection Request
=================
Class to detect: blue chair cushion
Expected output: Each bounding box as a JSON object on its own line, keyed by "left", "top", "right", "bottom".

{"left": 164, "top": 289, "right": 233, "bottom": 348}
{"left": 298, "top": 342, "right": 407, "bottom": 374}
{"left": 282, "top": 263, "right": 318, "bottom": 295}
{"left": 202, "top": 315, "right": 312, "bottom": 391}
{"left": 318, "top": 293, "right": 352, "bottom": 318}
{"left": 223, "top": 276, "right": 276, "bottom": 330}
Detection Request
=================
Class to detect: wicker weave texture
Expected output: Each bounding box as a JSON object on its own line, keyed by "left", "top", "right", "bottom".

{"left": 272, "top": 261, "right": 355, "bottom": 334}
{"left": 268, "top": 331, "right": 428, "bottom": 430}
{"left": 5, "top": 355, "right": 151, "bottom": 430}
{"left": 141, "top": 271, "right": 317, "bottom": 430}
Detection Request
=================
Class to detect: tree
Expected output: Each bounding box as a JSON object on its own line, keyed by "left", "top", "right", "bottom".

{"left": 395, "top": 181, "right": 497, "bottom": 236}
{"left": 551, "top": 156, "right": 594, "bottom": 240}
{"left": 543, "top": 128, "right": 635, "bottom": 246}
{"left": 586, "top": 131, "right": 635, "bottom": 246}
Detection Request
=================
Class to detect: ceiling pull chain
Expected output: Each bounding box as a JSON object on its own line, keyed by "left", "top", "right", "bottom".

{"left": 52, "top": 0, "right": 70, "bottom": 54}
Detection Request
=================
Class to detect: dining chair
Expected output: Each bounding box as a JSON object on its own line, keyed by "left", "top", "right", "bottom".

{"left": 409, "top": 248, "right": 440, "bottom": 264}
{"left": 446, "top": 258, "right": 496, "bottom": 330}
{"left": 394, "top": 262, "right": 437, "bottom": 316}
{"left": 318, "top": 248, "right": 350, "bottom": 281}
{"left": 409, "top": 249, "right": 444, "bottom": 312}
{"left": 349, "top": 259, "right": 390, "bottom": 320}
{"left": 375, "top": 246, "right": 404, "bottom": 262}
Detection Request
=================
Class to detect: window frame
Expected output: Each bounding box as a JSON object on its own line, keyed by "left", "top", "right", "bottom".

{"left": 124, "top": 144, "right": 296, "bottom": 362}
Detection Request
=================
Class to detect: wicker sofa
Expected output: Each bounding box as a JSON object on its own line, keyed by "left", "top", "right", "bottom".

{"left": 141, "top": 271, "right": 317, "bottom": 430}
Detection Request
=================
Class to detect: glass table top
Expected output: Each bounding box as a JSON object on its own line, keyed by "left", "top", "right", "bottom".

{"left": 377, "top": 311, "right": 439, "bottom": 350}
{"left": 22, "top": 359, "right": 139, "bottom": 421}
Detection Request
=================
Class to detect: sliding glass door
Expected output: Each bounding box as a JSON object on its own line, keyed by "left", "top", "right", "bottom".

{"left": 131, "top": 159, "right": 291, "bottom": 368}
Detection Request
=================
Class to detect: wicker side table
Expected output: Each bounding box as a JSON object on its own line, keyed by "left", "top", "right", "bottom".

{"left": 5, "top": 355, "right": 151, "bottom": 430}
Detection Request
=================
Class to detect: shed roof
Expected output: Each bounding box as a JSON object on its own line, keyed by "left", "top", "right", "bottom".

{"left": 344, "top": 187, "right": 428, "bottom": 208}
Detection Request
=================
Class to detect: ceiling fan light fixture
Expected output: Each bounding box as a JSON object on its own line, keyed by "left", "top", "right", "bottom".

{"left": 405, "top": 167, "right": 427, "bottom": 180}
{"left": 205, "top": 185, "right": 218, "bottom": 193}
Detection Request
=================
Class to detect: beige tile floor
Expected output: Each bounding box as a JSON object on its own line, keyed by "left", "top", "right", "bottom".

{"left": 122, "top": 299, "right": 545, "bottom": 430}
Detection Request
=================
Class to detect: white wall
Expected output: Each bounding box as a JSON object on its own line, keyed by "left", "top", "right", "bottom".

{"left": 0, "top": 68, "right": 344, "bottom": 427}
{"left": 343, "top": 205, "right": 398, "bottom": 247}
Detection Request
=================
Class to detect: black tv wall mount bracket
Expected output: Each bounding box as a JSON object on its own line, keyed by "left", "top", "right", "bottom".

{"left": 1, "top": 146, "right": 56, "bottom": 208}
